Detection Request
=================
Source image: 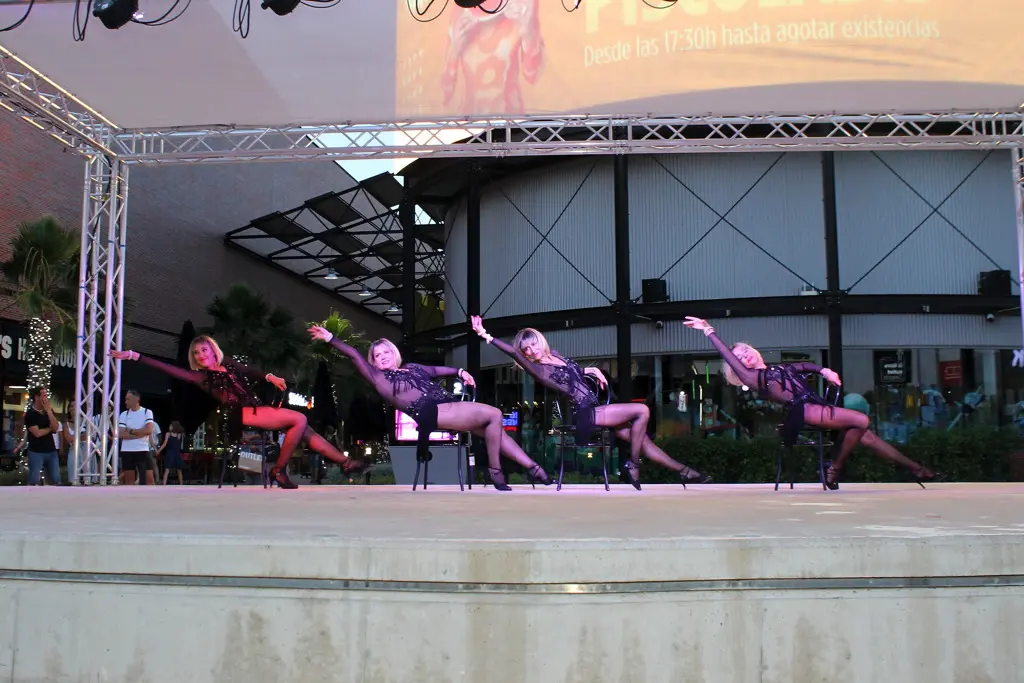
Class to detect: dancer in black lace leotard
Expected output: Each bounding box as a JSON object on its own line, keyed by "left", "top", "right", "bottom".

{"left": 308, "top": 326, "right": 553, "bottom": 491}
{"left": 683, "top": 317, "right": 938, "bottom": 489}
{"left": 111, "top": 335, "right": 368, "bottom": 489}
{"left": 470, "top": 316, "right": 709, "bottom": 490}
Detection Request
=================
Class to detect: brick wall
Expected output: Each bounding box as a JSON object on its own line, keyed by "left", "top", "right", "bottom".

{"left": 0, "top": 112, "right": 84, "bottom": 320}
{"left": 0, "top": 111, "right": 399, "bottom": 359}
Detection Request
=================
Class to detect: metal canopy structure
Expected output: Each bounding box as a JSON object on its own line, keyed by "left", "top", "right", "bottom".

{"left": 225, "top": 172, "right": 445, "bottom": 321}
{"left": 1, "top": 37, "right": 1024, "bottom": 487}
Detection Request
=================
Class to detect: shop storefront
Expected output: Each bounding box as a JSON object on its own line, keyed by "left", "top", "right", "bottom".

{"left": 0, "top": 319, "right": 77, "bottom": 454}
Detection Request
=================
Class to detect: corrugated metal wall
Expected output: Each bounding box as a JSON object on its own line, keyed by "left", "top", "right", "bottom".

{"left": 842, "top": 314, "right": 1022, "bottom": 349}
{"left": 633, "top": 316, "right": 828, "bottom": 356}
{"left": 443, "top": 201, "right": 468, "bottom": 323}
{"left": 836, "top": 150, "right": 1018, "bottom": 295}
{"left": 443, "top": 158, "right": 615, "bottom": 324}
{"left": 449, "top": 326, "right": 617, "bottom": 369}
{"left": 442, "top": 150, "right": 1021, "bottom": 353}
{"left": 629, "top": 152, "right": 826, "bottom": 300}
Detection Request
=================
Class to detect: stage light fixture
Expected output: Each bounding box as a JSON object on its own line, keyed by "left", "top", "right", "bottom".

{"left": 260, "top": 0, "right": 300, "bottom": 16}
{"left": 92, "top": 0, "right": 138, "bottom": 29}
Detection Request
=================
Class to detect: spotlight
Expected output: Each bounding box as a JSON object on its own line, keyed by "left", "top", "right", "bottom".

{"left": 92, "top": 0, "right": 138, "bottom": 29}
{"left": 455, "top": 0, "right": 487, "bottom": 6}
{"left": 260, "top": 0, "right": 300, "bottom": 15}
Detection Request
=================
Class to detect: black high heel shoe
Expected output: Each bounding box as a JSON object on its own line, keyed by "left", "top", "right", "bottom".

{"left": 679, "top": 467, "right": 712, "bottom": 489}
{"left": 913, "top": 466, "right": 943, "bottom": 489}
{"left": 487, "top": 467, "right": 512, "bottom": 492}
{"left": 619, "top": 460, "right": 641, "bottom": 491}
{"left": 527, "top": 465, "right": 554, "bottom": 486}
{"left": 270, "top": 466, "right": 298, "bottom": 490}
{"left": 824, "top": 464, "right": 840, "bottom": 491}
{"left": 342, "top": 458, "right": 372, "bottom": 477}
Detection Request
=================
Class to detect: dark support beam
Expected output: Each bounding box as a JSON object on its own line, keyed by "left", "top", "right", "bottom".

{"left": 466, "top": 164, "right": 482, "bottom": 390}
{"left": 400, "top": 197, "right": 418, "bottom": 355}
{"left": 614, "top": 155, "right": 632, "bottom": 402}
{"left": 822, "top": 151, "right": 844, "bottom": 383}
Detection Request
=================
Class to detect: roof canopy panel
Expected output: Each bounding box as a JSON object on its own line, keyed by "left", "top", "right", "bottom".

{"left": 2, "top": 1, "right": 1021, "bottom": 132}
{"left": 228, "top": 173, "right": 444, "bottom": 320}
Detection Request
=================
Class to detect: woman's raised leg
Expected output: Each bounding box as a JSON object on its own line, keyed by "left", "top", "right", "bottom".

{"left": 437, "top": 402, "right": 551, "bottom": 489}
{"left": 242, "top": 406, "right": 307, "bottom": 489}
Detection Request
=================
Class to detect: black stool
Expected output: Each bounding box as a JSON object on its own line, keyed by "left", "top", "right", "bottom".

{"left": 218, "top": 394, "right": 284, "bottom": 490}
{"left": 775, "top": 375, "right": 842, "bottom": 491}
{"left": 555, "top": 375, "right": 611, "bottom": 491}
{"left": 413, "top": 386, "right": 477, "bottom": 491}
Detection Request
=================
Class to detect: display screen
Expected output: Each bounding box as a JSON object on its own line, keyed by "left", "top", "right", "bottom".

{"left": 394, "top": 409, "right": 457, "bottom": 443}
{"left": 396, "top": 0, "right": 1021, "bottom": 119}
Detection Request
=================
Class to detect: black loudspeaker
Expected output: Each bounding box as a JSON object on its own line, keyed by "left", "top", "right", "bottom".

{"left": 641, "top": 278, "right": 668, "bottom": 303}
{"left": 978, "top": 270, "right": 1011, "bottom": 297}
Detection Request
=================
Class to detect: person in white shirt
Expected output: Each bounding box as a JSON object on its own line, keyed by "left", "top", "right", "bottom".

{"left": 118, "top": 389, "right": 155, "bottom": 485}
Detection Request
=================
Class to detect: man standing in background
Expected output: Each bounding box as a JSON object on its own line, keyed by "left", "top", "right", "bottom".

{"left": 24, "top": 387, "right": 61, "bottom": 485}
{"left": 118, "top": 389, "right": 155, "bottom": 485}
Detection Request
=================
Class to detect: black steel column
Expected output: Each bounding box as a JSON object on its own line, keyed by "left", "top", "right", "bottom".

{"left": 466, "top": 164, "right": 482, "bottom": 384}
{"left": 400, "top": 195, "right": 418, "bottom": 358}
{"left": 822, "top": 151, "right": 844, "bottom": 380}
{"left": 614, "top": 155, "right": 632, "bottom": 402}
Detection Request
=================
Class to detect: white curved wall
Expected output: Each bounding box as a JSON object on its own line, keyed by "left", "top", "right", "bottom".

{"left": 444, "top": 150, "right": 1020, "bottom": 363}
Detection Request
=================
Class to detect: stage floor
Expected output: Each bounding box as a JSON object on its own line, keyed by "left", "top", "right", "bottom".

{"left": 3, "top": 483, "right": 1024, "bottom": 683}
{"left": 2, "top": 482, "right": 1023, "bottom": 585}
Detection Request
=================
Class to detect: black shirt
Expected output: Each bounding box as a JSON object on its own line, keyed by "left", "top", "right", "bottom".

{"left": 25, "top": 406, "right": 57, "bottom": 453}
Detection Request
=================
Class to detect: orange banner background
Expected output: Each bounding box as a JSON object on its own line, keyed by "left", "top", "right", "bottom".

{"left": 396, "top": 0, "right": 1022, "bottom": 118}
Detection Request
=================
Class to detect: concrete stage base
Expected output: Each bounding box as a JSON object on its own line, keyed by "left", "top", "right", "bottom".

{"left": 1, "top": 483, "right": 1023, "bottom": 683}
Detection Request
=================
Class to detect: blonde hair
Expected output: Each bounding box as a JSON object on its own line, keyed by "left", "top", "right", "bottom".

{"left": 188, "top": 335, "right": 224, "bottom": 370}
{"left": 367, "top": 338, "right": 403, "bottom": 369}
{"left": 512, "top": 328, "right": 551, "bottom": 358}
{"left": 722, "top": 342, "right": 763, "bottom": 387}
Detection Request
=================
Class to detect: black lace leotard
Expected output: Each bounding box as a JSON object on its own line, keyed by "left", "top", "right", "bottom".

{"left": 327, "top": 338, "right": 464, "bottom": 458}
{"left": 706, "top": 332, "right": 829, "bottom": 446}
{"left": 137, "top": 355, "right": 267, "bottom": 408}
{"left": 489, "top": 338, "right": 599, "bottom": 441}
{"left": 326, "top": 339, "right": 461, "bottom": 420}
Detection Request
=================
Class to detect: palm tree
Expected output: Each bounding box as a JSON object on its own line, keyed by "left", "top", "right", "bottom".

{"left": 1, "top": 216, "right": 79, "bottom": 390}
{"left": 303, "top": 310, "right": 370, "bottom": 412}
{"left": 203, "top": 283, "right": 306, "bottom": 372}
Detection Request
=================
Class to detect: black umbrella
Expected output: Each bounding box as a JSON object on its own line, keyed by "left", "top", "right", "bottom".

{"left": 308, "top": 361, "right": 338, "bottom": 432}
{"left": 172, "top": 319, "right": 218, "bottom": 435}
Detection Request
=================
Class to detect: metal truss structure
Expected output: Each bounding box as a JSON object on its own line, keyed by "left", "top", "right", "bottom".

{"left": 110, "top": 112, "right": 1024, "bottom": 164}
{"left": 0, "top": 45, "right": 116, "bottom": 156}
{"left": 71, "top": 155, "right": 128, "bottom": 485}
{"left": 4, "top": 46, "right": 1024, "bottom": 483}
{"left": 225, "top": 174, "right": 445, "bottom": 321}
{"left": 1014, "top": 147, "right": 1024, "bottom": 348}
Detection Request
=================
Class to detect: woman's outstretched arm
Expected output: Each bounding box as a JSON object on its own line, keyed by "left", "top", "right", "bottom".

{"left": 413, "top": 363, "right": 477, "bottom": 387}
{"left": 682, "top": 317, "right": 760, "bottom": 388}
{"left": 469, "top": 316, "right": 546, "bottom": 383}
{"left": 787, "top": 361, "right": 842, "bottom": 385}
{"left": 111, "top": 349, "right": 205, "bottom": 385}
{"left": 308, "top": 327, "right": 380, "bottom": 385}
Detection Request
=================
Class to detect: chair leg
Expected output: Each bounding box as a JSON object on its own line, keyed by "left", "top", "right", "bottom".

{"left": 457, "top": 438, "right": 465, "bottom": 492}
{"left": 467, "top": 438, "right": 475, "bottom": 490}
{"left": 787, "top": 446, "right": 796, "bottom": 489}
{"left": 601, "top": 433, "right": 610, "bottom": 492}
{"left": 423, "top": 459, "right": 429, "bottom": 491}
{"left": 818, "top": 439, "right": 828, "bottom": 491}
{"left": 218, "top": 453, "right": 228, "bottom": 489}
{"left": 412, "top": 459, "right": 421, "bottom": 492}
{"left": 774, "top": 445, "right": 784, "bottom": 491}
{"left": 556, "top": 440, "right": 565, "bottom": 492}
